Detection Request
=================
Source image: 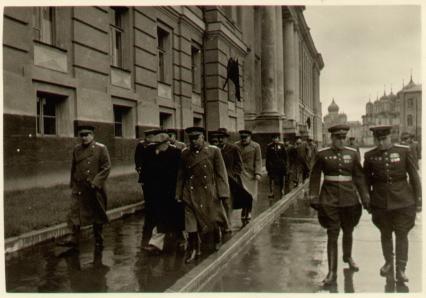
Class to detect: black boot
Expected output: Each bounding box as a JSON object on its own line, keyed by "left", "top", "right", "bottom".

{"left": 396, "top": 261, "right": 409, "bottom": 283}
{"left": 214, "top": 228, "right": 222, "bottom": 251}
{"left": 323, "top": 236, "right": 338, "bottom": 285}
{"left": 185, "top": 233, "right": 198, "bottom": 264}
{"left": 93, "top": 224, "right": 104, "bottom": 249}
{"left": 342, "top": 232, "right": 359, "bottom": 271}
{"left": 380, "top": 232, "right": 394, "bottom": 277}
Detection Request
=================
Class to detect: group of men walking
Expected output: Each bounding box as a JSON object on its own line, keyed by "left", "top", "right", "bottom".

{"left": 62, "top": 122, "right": 421, "bottom": 288}
{"left": 309, "top": 124, "right": 421, "bottom": 287}
{"left": 135, "top": 127, "right": 262, "bottom": 263}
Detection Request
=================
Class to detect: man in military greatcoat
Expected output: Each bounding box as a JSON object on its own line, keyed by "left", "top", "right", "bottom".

{"left": 364, "top": 126, "right": 422, "bottom": 283}
{"left": 401, "top": 131, "right": 420, "bottom": 169}
{"left": 347, "top": 137, "right": 361, "bottom": 160}
{"left": 309, "top": 124, "right": 371, "bottom": 286}
{"left": 266, "top": 134, "right": 288, "bottom": 201}
{"left": 216, "top": 128, "right": 251, "bottom": 230}
{"left": 166, "top": 128, "right": 187, "bottom": 151}
{"left": 142, "top": 131, "right": 183, "bottom": 254}
{"left": 67, "top": 125, "right": 111, "bottom": 250}
{"left": 235, "top": 130, "right": 262, "bottom": 225}
{"left": 134, "top": 129, "right": 159, "bottom": 246}
{"left": 176, "top": 127, "right": 230, "bottom": 263}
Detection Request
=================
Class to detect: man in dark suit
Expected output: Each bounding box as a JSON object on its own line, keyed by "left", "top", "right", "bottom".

{"left": 364, "top": 126, "right": 421, "bottom": 283}
{"left": 142, "top": 131, "right": 183, "bottom": 254}
{"left": 134, "top": 129, "right": 159, "bottom": 246}
{"left": 67, "top": 125, "right": 111, "bottom": 251}
{"left": 266, "top": 134, "right": 288, "bottom": 201}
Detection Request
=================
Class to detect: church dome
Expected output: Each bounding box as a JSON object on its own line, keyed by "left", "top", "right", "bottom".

{"left": 328, "top": 99, "right": 339, "bottom": 113}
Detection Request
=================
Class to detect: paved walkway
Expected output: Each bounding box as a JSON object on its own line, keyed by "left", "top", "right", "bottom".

{"left": 5, "top": 175, "right": 282, "bottom": 292}
{"left": 201, "top": 196, "right": 422, "bottom": 293}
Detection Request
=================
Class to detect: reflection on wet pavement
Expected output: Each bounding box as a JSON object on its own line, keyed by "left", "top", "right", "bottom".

{"left": 202, "top": 195, "right": 422, "bottom": 293}
{"left": 5, "top": 176, "right": 280, "bottom": 292}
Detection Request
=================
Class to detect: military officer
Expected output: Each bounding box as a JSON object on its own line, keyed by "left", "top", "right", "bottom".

{"left": 134, "top": 128, "right": 159, "bottom": 246}
{"left": 166, "top": 128, "right": 187, "bottom": 151}
{"left": 309, "top": 124, "right": 370, "bottom": 285}
{"left": 176, "top": 127, "right": 230, "bottom": 263}
{"left": 235, "top": 130, "right": 262, "bottom": 225}
{"left": 364, "top": 126, "right": 421, "bottom": 283}
{"left": 347, "top": 137, "right": 361, "bottom": 159}
{"left": 400, "top": 132, "right": 420, "bottom": 169}
{"left": 67, "top": 125, "right": 111, "bottom": 250}
{"left": 266, "top": 134, "right": 288, "bottom": 201}
{"left": 216, "top": 127, "right": 247, "bottom": 229}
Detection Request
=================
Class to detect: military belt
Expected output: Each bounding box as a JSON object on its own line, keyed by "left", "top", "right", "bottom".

{"left": 324, "top": 175, "right": 352, "bottom": 182}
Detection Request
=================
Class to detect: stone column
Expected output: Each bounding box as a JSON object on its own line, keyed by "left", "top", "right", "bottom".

{"left": 260, "top": 6, "right": 278, "bottom": 115}
{"left": 275, "top": 6, "right": 285, "bottom": 117}
{"left": 283, "top": 19, "right": 298, "bottom": 129}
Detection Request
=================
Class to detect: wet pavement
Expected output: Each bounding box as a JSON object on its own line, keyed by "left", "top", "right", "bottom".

{"left": 201, "top": 190, "right": 422, "bottom": 293}
{"left": 5, "top": 175, "right": 284, "bottom": 292}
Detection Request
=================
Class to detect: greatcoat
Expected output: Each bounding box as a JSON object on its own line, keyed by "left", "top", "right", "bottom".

{"left": 235, "top": 140, "right": 262, "bottom": 200}
{"left": 176, "top": 144, "right": 230, "bottom": 233}
{"left": 69, "top": 140, "right": 111, "bottom": 226}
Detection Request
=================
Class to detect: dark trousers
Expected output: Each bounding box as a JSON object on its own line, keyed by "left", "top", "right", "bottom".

{"left": 269, "top": 174, "right": 285, "bottom": 201}
{"left": 372, "top": 205, "right": 416, "bottom": 268}
{"left": 141, "top": 185, "right": 156, "bottom": 246}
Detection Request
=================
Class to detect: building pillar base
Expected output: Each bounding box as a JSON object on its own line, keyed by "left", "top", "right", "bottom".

{"left": 252, "top": 114, "right": 285, "bottom": 156}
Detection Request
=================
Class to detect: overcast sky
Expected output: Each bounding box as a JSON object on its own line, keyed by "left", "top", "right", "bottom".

{"left": 304, "top": 5, "right": 421, "bottom": 122}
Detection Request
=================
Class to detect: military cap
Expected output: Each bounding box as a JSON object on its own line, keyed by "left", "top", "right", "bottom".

{"left": 78, "top": 125, "right": 95, "bottom": 134}
{"left": 145, "top": 129, "right": 160, "bottom": 137}
{"left": 217, "top": 127, "right": 230, "bottom": 137}
{"left": 328, "top": 124, "right": 350, "bottom": 136}
{"left": 370, "top": 125, "right": 392, "bottom": 137}
{"left": 165, "top": 128, "right": 178, "bottom": 135}
{"left": 185, "top": 126, "right": 205, "bottom": 136}
{"left": 400, "top": 131, "right": 411, "bottom": 139}
{"left": 239, "top": 129, "right": 252, "bottom": 136}
{"left": 152, "top": 132, "right": 170, "bottom": 144}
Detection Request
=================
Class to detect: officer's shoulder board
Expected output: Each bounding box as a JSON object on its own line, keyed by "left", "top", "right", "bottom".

{"left": 182, "top": 147, "right": 189, "bottom": 152}
{"left": 317, "top": 146, "right": 330, "bottom": 153}
{"left": 394, "top": 143, "right": 410, "bottom": 149}
{"left": 95, "top": 142, "right": 105, "bottom": 147}
{"left": 344, "top": 146, "right": 357, "bottom": 152}
{"left": 364, "top": 147, "right": 377, "bottom": 155}
{"left": 208, "top": 144, "right": 219, "bottom": 150}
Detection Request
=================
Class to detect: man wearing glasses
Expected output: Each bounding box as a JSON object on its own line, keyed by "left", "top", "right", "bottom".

{"left": 65, "top": 125, "right": 111, "bottom": 251}
{"left": 309, "top": 124, "right": 371, "bottom": 286}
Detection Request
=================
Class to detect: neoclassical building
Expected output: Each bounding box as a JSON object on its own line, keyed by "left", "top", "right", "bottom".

{"left": 3, "top": 6, "right": 323, "bottom": 190}
{"left": 361, "top": 76, "right": 421, "bottom": 145}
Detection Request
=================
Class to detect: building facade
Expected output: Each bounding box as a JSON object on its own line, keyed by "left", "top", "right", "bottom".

{"left": 3, "top": 6, "right": 323, "bottom": 191}
{"left": 322, "top": 99, "right": 362, "bottom": 145}
{"left": 361, "top": 77, "right": 421, "bottom": 145}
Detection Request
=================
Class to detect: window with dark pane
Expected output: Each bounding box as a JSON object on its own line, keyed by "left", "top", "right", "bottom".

{"left": 157, "top": 27, "right": 169, "bottom": 82}
{"left": 32, "top": 7, "right": 55, "bottom": 44}
{"left": 36, "top": 94, "right": 57, "bottom": 135}
{"left": 114, "top": 107, "right": 124, "bottom": 137}
{"left": 111, "top": 7, "right": 124, "bottom": 68}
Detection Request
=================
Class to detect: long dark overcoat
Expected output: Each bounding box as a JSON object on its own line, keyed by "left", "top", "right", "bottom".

{"left": 221, "top": 143, "right": 253, "bottom": 209}
{"left": 176, "top": 144, "right": 230, "bottom": 233}
{"left": 69, "top": 141, "right": 111, "bottom": 226}
{"left": 143, "top": 145, "right": 184, "bottom": 233}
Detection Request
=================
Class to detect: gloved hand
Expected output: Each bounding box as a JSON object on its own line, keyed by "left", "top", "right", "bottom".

{"left": 363, "top": 196, "right": 372, "bottom": 214}
{"left": 416, "top": 198, "right": 422, "bottom": 213}
{"left": 309, "top": 195, "right": 320, "bottom": 211}
{"left": 255, "top": 174, "right": 262, "bottom": 181}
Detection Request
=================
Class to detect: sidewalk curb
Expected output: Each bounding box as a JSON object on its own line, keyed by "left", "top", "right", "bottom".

{"left": 165, "top": 181, "right": 308, "bottom": 292}
{"left": 5, "top": 201, "right": 144, "bottom": 254}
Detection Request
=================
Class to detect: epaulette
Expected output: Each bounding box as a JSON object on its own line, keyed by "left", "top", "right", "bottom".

{"left": 95, "top": 142, "right": 105, "bottom": 147}
{"left": 344, "top": 146, "right": 357, "bottom": 152}
{"left": 395, "top": 143, "right": 410, "bottom": 149}
{"left": 170, "top": 144, "right": 177, "bottom": 148}
{"left": 365, "top": 147, "right": 377, "bottom": 154}
{"left": 208, "top": 144, "right": 219, "bottom": 149}
{"left": 182, "top": 147, "right": 189, "bottom": 152}
{"left": 317, "top": 147, "right": 330, "bottom": 152}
